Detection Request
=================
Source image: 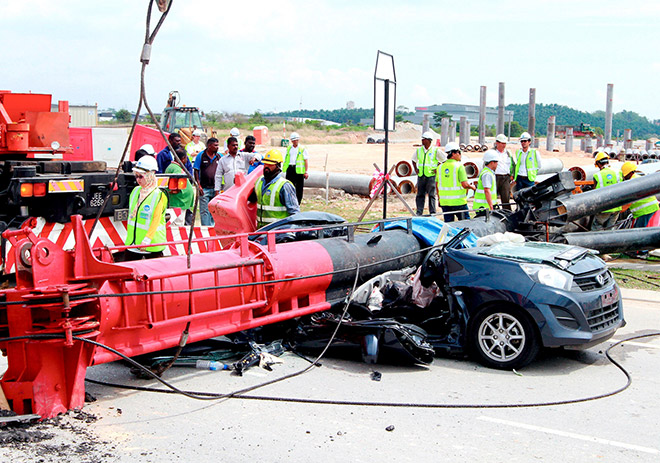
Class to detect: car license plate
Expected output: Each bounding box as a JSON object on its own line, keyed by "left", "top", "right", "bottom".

{"left": 601, "top": 287, "right": 618, "bottom": 306}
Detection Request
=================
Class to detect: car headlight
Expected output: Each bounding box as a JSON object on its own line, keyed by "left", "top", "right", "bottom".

{"left": 520, "top": 263, "right": 573, "bottom": 291}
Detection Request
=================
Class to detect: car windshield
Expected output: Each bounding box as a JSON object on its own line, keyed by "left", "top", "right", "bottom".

{"left": 480, "top": 241, "right": 589, "bottom": 266}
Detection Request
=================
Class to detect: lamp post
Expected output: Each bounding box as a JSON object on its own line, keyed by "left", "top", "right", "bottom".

{"left": 374, "top": 51, "right": 396, "bottom": 219}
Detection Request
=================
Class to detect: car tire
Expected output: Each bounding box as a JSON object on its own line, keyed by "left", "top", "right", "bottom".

{"left": 469, "top": 305, "right": 540, "bottom": 370}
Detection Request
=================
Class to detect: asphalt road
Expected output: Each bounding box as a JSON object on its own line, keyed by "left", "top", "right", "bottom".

{"left": 2, "top": 288, "right": 659, "bottom": 462}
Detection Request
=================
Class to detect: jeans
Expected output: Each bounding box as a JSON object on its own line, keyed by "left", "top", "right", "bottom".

{"left": 200, "top": 187, "right": 216, "bottom": 226}
{"left": 515, "top": 175, "right": 534, "bottom": 193}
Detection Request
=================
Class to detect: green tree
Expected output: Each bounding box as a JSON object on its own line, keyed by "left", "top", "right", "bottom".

{"left": 504, "top": 121, "right": 524, "bottom": 138}
{"left": 248, "top": 111, "right": 267, "bottom": 125}
{"left": 115, "top": 109, "right": 132, "bottom": 123}
{"left": 433, "top": 111, "right": 452, "bottom": 127}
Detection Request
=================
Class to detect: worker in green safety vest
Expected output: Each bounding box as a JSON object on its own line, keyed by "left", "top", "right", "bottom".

{"left": 118, "top": 155, "right": 168, "bottom": 261}
{"left": 412, "top": 131, "right": 446, "bottom": 215}
{"left": 250, "top": 149, "right": 300, "bottom": 229}
{"left": 513, "top": 132, "right": 542, "bottom": 192}
{"left": 283, "top": 132, "right": 308, "bottom": 204}
{"left": 437, "top": 142, "right": 476, "bottom": 222}
{"left": 474, "top": 150, "right": 499, "bottom": 212}
{"left": 621, "top": 161, "right": 659, "bottom": 228}
{"left": 591, "top": 151, "right": 623, "bottom": 230}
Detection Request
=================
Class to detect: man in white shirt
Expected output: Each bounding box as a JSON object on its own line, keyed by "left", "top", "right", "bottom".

{"left": 283, "top": 132, "right": 309, "bottom": 203}
{"left": 214, "top": 137, "right": 254, "bottom": 194}
{"left": 491, "top": 134, "right": 515, "bottom": 210}
{"left": 185, "top": 129, "right": 206, "bottom": 163}
{"left": 513, "top": 132, "right": 542, "bottom": 192}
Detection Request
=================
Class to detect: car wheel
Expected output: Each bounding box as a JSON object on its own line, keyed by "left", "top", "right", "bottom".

{"left": 469, "top": 306, "right": 540, "bottom": 370}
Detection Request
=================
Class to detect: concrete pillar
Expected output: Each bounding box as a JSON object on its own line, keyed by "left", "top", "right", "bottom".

{"left": 440, "top": 118, "right": 449, "bottom": 146}
{"left": 479, "top": 86, "right": 487, "bottom": 145}
{"left": 546, "top": 116, "right": 556, "bottom": 151}
{"left": 645, "top": 139, "right": 653, "bottom": 151}
{"left": 528, "top": 88, "right": 536, "bottom": 143}
{"left": 580, "top": 138, "right": 586, "bottom": 151}
{"left": 459, "top": 116, "right": 468, "bottom": 145}
{"left": 623, "top": 129, "right": 633, "bottom": 149}
{"left": 449, "top": 121, "right": 457, "bottom": 143}
{"left": 422, "top": 114, "right": 430, "bottom": 134}
{"left": 585, "top": 137, "right": 593, "bottom": 154}
{"left": 497, "top": 82, "right": 505, "bottom": 135}
{"left": 596, "top": 135, "right": 603, "bottom": 149}
{"left": 565, "top": 127, "right": 574, "bottom": 152}
{"left": 604, "top": 83, "right": 614, "bottom": 146}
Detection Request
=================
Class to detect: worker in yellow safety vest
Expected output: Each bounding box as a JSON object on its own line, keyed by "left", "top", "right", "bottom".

{"left": 621, "top": 161, "right": 659, "bottom": 228}
{"left": 590, "top": 151, "right": 623, "bottom": 230}
{"left": 437, "top": 142, "right": 476, "bottom": 222}
{"left": 118, "top": 155, "right": 168, "bottom": 261}
{"left": 250, "top": 149, "right": 300, "bottom": 229}
{"left": 474, "top": 150, "right": 499, "bottom": 211}
{"left": 412, "top": 131, "right": 446, "bottom": 215}
{"left": 513, "top": 132, "right": 541, "bottom": 192}
{"left": 282, "top": 132, "right": 309, "bottom": 204}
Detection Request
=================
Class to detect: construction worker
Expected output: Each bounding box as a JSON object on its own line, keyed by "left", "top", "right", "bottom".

{"left": 118, "top": 155, "right": 167, "bottom": 261}
{"left": 135, "top": 144, "right": 156, "bottom": 162}
{"left": 166, "top": 148, "right": 195, "bottom": 226}
{"left": 214, "top": 137, "right": 254, "bottom": 194}
{"left": 157, "top": 133, "right": 190, "bottom": 174}
{"left": 185, "top": 129, "right": 206, "bottom": 162}
{"left": 437, "top": 142, "right": 476, "bottom": 222}
{"left": 492, "top": 134, "right": 515, "bottom": 210}
{"left": 249, "top": 149, "right": 300, "bottom": 229}
{"left": 474, "top": 150, "right": 499, "bottom": 211}
{"left": 224, "top": 127, "right": 243, "bottom": 152}
{"left": 412, "top": 131, "right": 446, "bottom": 215}
{"left": 283, "top": 132, "right": 308, "bottom": 203}
{"left": 621, "top": 161, "right": 659, "bottom": 228}
{"left": 513, "top": 132, "right": 541, "bottom": 192}
{"left": 591, "top": 151, "right": 623, "bottom": 230}
{"left": 193, "top": 137, "right": 220, "bottom": 226}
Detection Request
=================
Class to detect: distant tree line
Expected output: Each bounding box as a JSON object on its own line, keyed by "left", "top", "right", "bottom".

{"left": 267, "top": 108, "right": 414, "bottom": 125}
{"left": 506, "top": 103, "right": 660, "bottom": 139}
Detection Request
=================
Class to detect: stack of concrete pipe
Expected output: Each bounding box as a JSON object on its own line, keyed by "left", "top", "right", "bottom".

{"left": 463, "top": 156, "right": 564, "bottom": 180}
{"left": 460, "top": 143, "right": 489, "bottom": 152}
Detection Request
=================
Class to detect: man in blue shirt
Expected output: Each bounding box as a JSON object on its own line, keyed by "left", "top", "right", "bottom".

{"left": 157, "top": 133, "right": 191, "bottom": 174}
{"left": 193, "top": 138, "right": 220, "bottom": 226}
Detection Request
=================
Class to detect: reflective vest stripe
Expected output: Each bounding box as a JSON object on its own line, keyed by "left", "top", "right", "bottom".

{"left": 628, "top": 175, "right": 659, "bottom": 217}
{"left": 255, "top": 176, "right": 290, "bottom": 227}
{"left": 594, "top": 167, "right": 623, "bottom": 213}
{"left": 474, "top": 167, "right": 497, "bottom": 210}
{"left": 126, "top": 187, "right": 167, "bottom": 252}
{"left": 417, "top": 147, "right": 439, "bottom": 177}
{"left": 437, "top": 160, "right": 467, "bottom": 206}
{"left": 514, "top": 149, "right": 539, "bottom": 181}
{"left": 284, "top": 145, "right": 306, "bottom": 174}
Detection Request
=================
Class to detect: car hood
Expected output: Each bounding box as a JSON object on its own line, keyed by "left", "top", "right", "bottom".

{"left": 476, "top": 241, "right": 605, "bottom": 275}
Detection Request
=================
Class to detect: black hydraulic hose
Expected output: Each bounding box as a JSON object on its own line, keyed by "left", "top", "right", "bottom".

{"left": 82, "top": 332, "right": 659, "bottom": 410}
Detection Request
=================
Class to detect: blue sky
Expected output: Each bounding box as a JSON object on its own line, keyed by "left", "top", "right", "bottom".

{"left": 3, "top": 0, "right": 660, "bottom": 119}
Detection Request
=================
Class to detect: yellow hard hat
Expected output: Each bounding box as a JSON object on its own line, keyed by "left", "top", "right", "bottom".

{"left": 621, "top": 161, "right": 637, "bottom": 178}
{"left": 594, "top": 151, "right": 608, "bottom": 163}
{"left": 262, "top": 149, "right": 283, "bottom": 164}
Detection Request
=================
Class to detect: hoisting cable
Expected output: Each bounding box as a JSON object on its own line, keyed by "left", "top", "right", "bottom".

{"left": 87, "top": 0, "right": 201, "bottom": 270}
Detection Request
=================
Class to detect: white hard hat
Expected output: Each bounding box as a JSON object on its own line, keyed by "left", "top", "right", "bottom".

{"left": 193, "top": 129, "right": 203, "bottom": 137}
{"left": 134, "top": 155, "right": 158, "bottom": 172}
{"left": 483, "top": 150, "right": 500, "bottom": 164}
{"left": 230, "top": 127, "right": 240, "bottom": 137}
{"left": 422, "top": 131, "right": 434, "bottom": 140}
{"left": 139, "top": 144, "right": 156, "bottom": 155}
{"left": 290, "top": 132, "right": 300, "bottom": 141}
{"left": 495, "top": 134, "right": 508, "bottom": 143}
{"left": 445, "top": 142, "right": 460, "bottom": 152}
{"left": 520, "top": 132, "right": 532, "bottom": 141}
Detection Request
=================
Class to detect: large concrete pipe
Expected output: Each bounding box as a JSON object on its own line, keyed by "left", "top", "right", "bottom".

{"left": 395, "top": 160, "right": 413, "bottom": 177}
